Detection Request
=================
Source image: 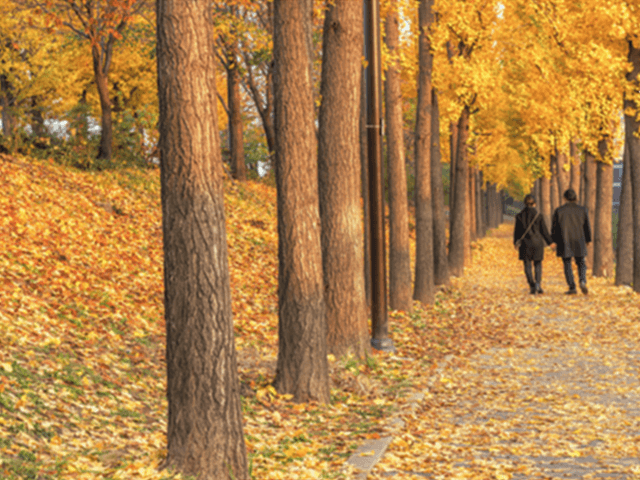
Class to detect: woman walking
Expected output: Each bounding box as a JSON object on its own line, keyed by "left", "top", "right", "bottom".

{"left": 514, "top": 194, "right": 553, "bottom": 294}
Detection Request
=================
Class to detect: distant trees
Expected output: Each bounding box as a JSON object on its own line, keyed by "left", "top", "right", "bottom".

{"left": 157, "top": 0, "right": 248, "bottom": 477}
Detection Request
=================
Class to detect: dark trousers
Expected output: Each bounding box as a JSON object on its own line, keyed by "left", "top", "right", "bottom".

{"left": 563, "top": 256, "right": 587, "bottom": 289}
{"left": 523, "top": 260, "right": 542, "bottom": 287}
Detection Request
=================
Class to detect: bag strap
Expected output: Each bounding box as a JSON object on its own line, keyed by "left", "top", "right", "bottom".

{"left": 517, "top": 211, "right": 539, "bottom": 244}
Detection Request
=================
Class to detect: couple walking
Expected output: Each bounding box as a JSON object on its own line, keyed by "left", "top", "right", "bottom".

{"left": 514, "top": 188, "right": 592, "bottom": 295}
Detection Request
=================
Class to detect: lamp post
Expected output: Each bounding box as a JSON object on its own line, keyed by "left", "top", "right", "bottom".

{"left": 364, "top": 0, "right": 394, "bottom": 352}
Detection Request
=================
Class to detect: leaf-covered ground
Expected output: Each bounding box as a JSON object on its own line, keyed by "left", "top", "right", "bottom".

{"left": 1, "top": 154, "right": 638, "bottom": 479}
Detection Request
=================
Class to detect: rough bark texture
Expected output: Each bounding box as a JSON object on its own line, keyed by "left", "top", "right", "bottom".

{"left": 360, "top": 55, "right": 371, "bottom": 311}
{"left": 448, "top": 106, "right": 469, "bottom": 276}
{"left": 624, "top": 40, "right": 640, "bottom": 292}
{"left": 540, "top": 175, "right": 551, "bottom": 232}
{"left": 227, "top": 41, "right": 246, "bottom": 181}
{"left": 273, "top": 0, "right": 330, "bottom": 402}
{"left": 570, "top": 141, "right": 581, "bottom": 195}
{"left": 413, "top": 0, "right": 435, "bottom": 303}
{"left": 156, "top": 0, "right": 248, "bottom": 477}
{"left": 475, "top": 169, "right": 485, "bottom": 238}
{"left": 469, "top": 166, "right": 477, "bottom": 241}
{"left": 93, "top": 48, "right": 114, "bottom": 161}
{"left": 385, "top": 5, "right": 412, "bottom": 311}
{"left": 318, "top": 0, "right": 369, "bottom": 356}
{"left": 615, "top": 143, "right": 633, "bottom": 286}
{"left": 583, "top": 151, "right": 597, "bottom": 269}
{"left": 431, "top": 91, "right": 450, "bottom": 285}
{"left": 556, "top": 151, "right": 569, "bottom": 199}
{"left": 550, "top": 157, "right": 559, "bottom": 215}
{"left": 593, "top": 140, "right": 614, "bottom": 278}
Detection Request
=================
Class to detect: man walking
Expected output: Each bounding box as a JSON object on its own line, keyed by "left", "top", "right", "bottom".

{"left": 552, "top": 188, "right": 592, "bottom": 295}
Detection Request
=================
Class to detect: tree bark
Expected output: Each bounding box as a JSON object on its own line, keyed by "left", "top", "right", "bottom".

{"left": 593, "top": 139, "right": 614, "bottom": 278}
{"left": 93, "top": 50, "right": 114, "bottom": 161}
{"left": 540, "top": 175, "right": 551, "bottom": 232}
{"left": 615, "top": 142, "right": 633, "bottom": 286}
{"left": 469, "top": 165, "right": 477, "bottom": 241}
{"left": 448, "top": 106, "right": 469, "bottom": 277}
{"left": 227, "top": 40, "right": 246, "bottom": 181}
{"left": 385, "top": 4, "right": 412, "bottom": 311}
{"left": 318, "top": 0, "right": 369, "bottom": 356}
{"left": 360, "top": 49, "right": 371, "bottom": 311}
{"left": 624, "top": 39, "right": 640, "bottom": 292}
{"left": 550, "top": 156, "right": 559, "bottom": 215}
{"left": 431, "top": 90, "right": 450, "bottom": 285}
{"left": 583, "top": 150, "right": 597, "bottom": 269}
{"left": 273, "top": 0, "right": 330, "bottom": 402}
{"left": 413, "top": 0, "right": 435, "bottom": 303}
{"left": 1, "top": 75, "right": 16, "bottom": 138}
{"left": 570, "top": 141, "right": 581, "bottom": 194}
{"left": 556, "top": 150, "right": 569, "bottom": 199}
{"left": 157, "top": 0, "right": 248, "bottom": 476}
{"left": 475, "top": 169, "right": 485, "bottom": 238}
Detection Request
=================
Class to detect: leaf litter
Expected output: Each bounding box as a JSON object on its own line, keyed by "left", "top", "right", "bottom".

{"left": 1, "top": 153, "right": 639, "bottom": 479}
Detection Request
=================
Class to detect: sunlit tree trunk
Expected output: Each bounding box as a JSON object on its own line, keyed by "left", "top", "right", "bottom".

{"left": 556, "top": 150, "right": 569, "bottom": 198}
{"left": 593, "top": 139, "right": 614, "bottom": 278}
{"left": 625, "top": 39, "right": 640, "bottom": 293}
{"left": 318, "top": 0, "right": 369, "bottom": 356}
{"left": 475, "top": 169, "right": 485, "bottom": 238}
{"left": 157, "top": 0, "right": 248, "bottom": 476}
{"left": 385, "top": 4, "right": 412, "bottom": 311}
{"left": 93, "top": 47, "right": 114, "bottom": 161}
{"left": 616, "top": 142, "right": 633, "bottom": 286}
{"left": 448, "top": 105, "right": 469, "bottom": 277}
{"left": 431, "top": 91, "right": 449, "bottom": 285}
{"left": 550, "top": 156, "right": 559, "bottom": 214}
{"left": 540, "top": 175, "right": 551, "bottom": 232}
{"left": 273, "top": 0, "right": 330, "bottom": 402}
{"left": 413, "top": 0, "right": 435, "bottom": 303}
{"left": 570, "top": 141, "right": 581, "bottom": 194}
{"left": 583, "top": 151, "right": 597, "bottom": 269}
{"left": 227, "top": 40, "right": 246, "bottom": 181}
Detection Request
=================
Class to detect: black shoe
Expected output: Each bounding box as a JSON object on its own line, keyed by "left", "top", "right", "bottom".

{"left": 530, "top": 286, "right": 537, "bottom": 294}
{"left": 566, "top": 288, "right": 577, "bottom": 295}
{"left": 580, "top": 282, "right": 588, "bottom": 294}
{"left": 536, "top": 284, "right": 544, "bottom": 294}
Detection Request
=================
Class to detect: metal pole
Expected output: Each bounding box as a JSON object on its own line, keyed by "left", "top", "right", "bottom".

{"left": 365, "top": 0, "right": 394, "bottom": 352}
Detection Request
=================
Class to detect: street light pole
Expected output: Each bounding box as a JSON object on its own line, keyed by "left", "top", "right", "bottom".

{"left": 364, "top": 0, "right": 394, "bottom": 352}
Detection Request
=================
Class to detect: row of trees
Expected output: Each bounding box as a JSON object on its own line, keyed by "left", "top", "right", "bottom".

{"left": 5, "top": 0, "right": 640, "bottom": 478}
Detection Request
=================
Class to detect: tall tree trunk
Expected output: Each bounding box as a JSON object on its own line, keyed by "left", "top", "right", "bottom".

{"left": 469, "top": 165, "right": 477, "bottom": 241}
{"left": 593, "top": 140, "right": 614, "bottom": 278}
{"left": 92, "top": 47, "right": 114, "bottom": 161}
{"left": 550, "top": 156, "right": 559, "bottom": 215}
{"left": 449, "top": 120, "right": 458, "bottom": 210}
{"left": 385, "top": 4, "right": 412, "bottom": 311}
{"left": 156, "top": 0, "right": 248, "bottom": 477}
{"left": 583, "top": 150, "right": 597, "bottom": 269}
{"left": 540, "top": 175, "right": 551, "bottom": 232}
{"left": 431, "top": 90, "right": 449, "bottom": 285}
{"left": 0, "top": 75, "right": 16, "bottom": 138}
{"left": 318, "top": 0, "right": 369, "bottom": 356}
{"left": 273, "top": 0, "right": 330, "bottom": 402}
{"left": 475, "top": 169, "right": 485, "bottom": 238}
{"left": 413, "top": 0, "right": 435, "bottom": 303}
{"left": 360, "top": 49, "right": 371, "bottom": 311}
{"left": 624, "top": 39, "right": 640, "bottom": 292}
{"left": 227, "top": 41, "right": 246, "bottom": 181}
{"left": 556, "top": 150, "right": 569, "bottom": 198}
{"left": 570, "top": 141, "right": 581, "bottom": 194}
{"left": 448, "top": 106, "right": 469, "bottom": 276}
{"left": 615, "top": 142, "right": 633, "bottom": 286}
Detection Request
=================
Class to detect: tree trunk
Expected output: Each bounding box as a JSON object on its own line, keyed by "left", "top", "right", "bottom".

{"left": 92, "top": 47, "right": 114, "bottom": 161}
{"left": 227, "top": 41, "right": 246, "bottom": 181}
{"left": 570, "top": 141, "right": 581, "bottom": 194}
{"left": 0, "top": 75, "right": 16, "bottom": 138}
{"left": 431, "top": 90, "right": 449, "bottom": 285}
{"left": 540, "top": 175, "right": 551, "bottom": 232}
{"left": 556, "top": 151, "right": 569, "bottom": 198}
{"left": 273, "top": 0, "right": 330, "bottom": 402}
{"left": 448, "top": 106, "right": 469, "bottom": 276}
{"left": 413, "top": 0, "right": 435, "bottom": 303}
{"left": 469, "top": 165, "right": 477, "bottom": 241}
{"left": 615, "top": 142, "right": 633, "bottom": 286}
{"left": 318, "top": 0, "right": 369, "bottom": 356}
{"left": 385, "top": 4, "right": 412, "bottom": 311}
{"left": 624, "top": 39, "right": 640, "bottom": 292}
{"left": 156, "top": 0, "right": 248, "bottom": 476}
{"left": 449, "top": 120, "right": 458, "bottom": 210}
{"left": 583, "top": 150, "right": 597, "bottom": 269}
{"left": 360, "top": 49, "right": 371, "bottom": 311}
{"left": 593, "top": 140, "right": 614, "bottom": 278}
{"left": 475, "top": 169, "right": 485, "bottom": 238}
{"left": 550, "top": 156, "right": 559, "bottom": 215}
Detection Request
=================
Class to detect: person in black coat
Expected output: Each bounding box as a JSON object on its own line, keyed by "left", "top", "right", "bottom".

{"left": 514, "top": 194, "right": 553, "bottom": 294}
{"left": 552, "top": 188, "right": 592, "bottom": 295}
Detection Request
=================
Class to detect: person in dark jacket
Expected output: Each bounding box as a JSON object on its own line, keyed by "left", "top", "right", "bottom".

{"left": 552, "top": 188, "right": 592, "bottom": 295}
{"left": 514, "top": 194, "right": 553, "bottom": 294}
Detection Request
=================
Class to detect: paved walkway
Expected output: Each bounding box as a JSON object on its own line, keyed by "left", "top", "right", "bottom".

{"left": 353, "top": 228, "right": 640, "bottom": 479}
